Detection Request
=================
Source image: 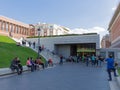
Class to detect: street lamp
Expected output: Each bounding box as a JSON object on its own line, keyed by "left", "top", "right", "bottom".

{"left": 37, "top": 28, "right": 41, "bottom": 58}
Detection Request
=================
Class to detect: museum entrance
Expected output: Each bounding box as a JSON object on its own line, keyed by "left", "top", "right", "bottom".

{"left": 70, "top": 43, "right": 96, "bottom": 56}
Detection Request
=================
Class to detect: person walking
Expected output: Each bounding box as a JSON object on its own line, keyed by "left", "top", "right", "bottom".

{"left": 86, "top": 55, "right": 90, "bottom": 66}
{"left": 98, "top": 56, "right": 103, "bottom": 67}
{"left": 91, "top": 54, "right": 96, "bottom": 66}
{"left": 106, "top": 55, "right": 117, "bottom": 81}
{"left": 33, "top": 42, "right": 35, "bottom": 49}
{"left": 59, "top": 55, "right": 63, "bottom": 65}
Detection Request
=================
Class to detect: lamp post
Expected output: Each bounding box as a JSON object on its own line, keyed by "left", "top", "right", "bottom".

{"left": 37, "top": 28, "right": 41, "bottom": 58}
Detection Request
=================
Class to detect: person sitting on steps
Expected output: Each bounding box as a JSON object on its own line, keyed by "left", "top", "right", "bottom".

{"left": 48, "top": 58, "right": 53, "bottom": 67}
{"left": 26, "top": 57, "right": 34, "bottom": 72}
{"left": 37, "top": 57, "right": 45, "bottom": 69}
{"left": 10, "top": 57, "right": 23, "bottom": 75}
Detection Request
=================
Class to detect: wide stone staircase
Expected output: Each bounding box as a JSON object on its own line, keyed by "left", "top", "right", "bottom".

{"left": 31, "top": 47, "right": 60, "bottom": 64}
{"left": 11, "top": 37, "right": 60, "bottom": 64}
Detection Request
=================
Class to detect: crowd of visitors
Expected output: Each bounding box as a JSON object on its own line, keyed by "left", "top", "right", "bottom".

{"left": 9, "top": 53, "right": 118, "bottom": 82}
{"left": 10, "top": 56, "right": 53, "bottom": 75}
{"left": 65, "top": 54, "right": 119, "bottom": 81}
{"left": 10, "top": 40, "right": 119, "bottom": 81}
{"left": 66, "top": 54, "right": 104, "bottom": 67}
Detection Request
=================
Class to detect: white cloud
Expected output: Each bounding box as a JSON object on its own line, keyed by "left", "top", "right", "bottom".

{"left": 69, "top": 27, "right": 108, "bottom": 41}
{"left": 112, "top": 6, "right": 117, "bottom": 11}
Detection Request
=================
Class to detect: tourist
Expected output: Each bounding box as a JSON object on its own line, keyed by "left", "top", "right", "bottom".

{"left": 28, "top": 41, "right": 31, "bottom": 47}
{"left": 10, "top": 57, "right": 22, "bottom": 75}
{"left": 39, "top": 46, "right": 42, "bottom": 52}
{"left": 33, "top": 42, "right": 35, "bottom": 49}
{"left": 17, "top": 57, "right": 23, "bottom": 74}
{"left": 105, "top": 55, "right": 117, "bottom": 81}
{"left": 86, "top": 55, "right": 90, "bottom": 66}
{"left": 34, "top": 58, "right": 40, "bottom": 70}
{"left": 59, "top": 55, "right": 63, "bottom": 65}
{"left": 37, "top": 57, "right": 45, "bottom": 69}
{"left": 91, "top": 54, "right": 96, "bottom": 66}
{"left": 26, "top": 57, "right": 34, "bottom": 72}
{"left": 98, "top": 56, "right": 103, "bottom": 67}
{"left": 48, "top": 58, "right": 53, "bottom": 67}
{"left": 95, "top": 56, "right": 99, "bottom": 67}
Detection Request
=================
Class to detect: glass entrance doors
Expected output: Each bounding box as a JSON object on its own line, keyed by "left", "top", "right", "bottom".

{"left": 70, "top": 43, "right": 96, "bottom": 56}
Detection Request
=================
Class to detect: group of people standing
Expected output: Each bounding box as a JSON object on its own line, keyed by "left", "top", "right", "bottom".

{"left": 67, "top": 54, "right": 104, "bottom": 67}
{"left": 85, "top": 54, "right": 104, "bottom": 67}
{"left": 28, "top": 41, "right": 36, "bottom": 49}
{"left": 67, "top": 54, "right": 119, "bottom": 81}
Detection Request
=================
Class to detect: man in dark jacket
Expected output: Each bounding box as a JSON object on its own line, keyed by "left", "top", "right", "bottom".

{"left": 10, "top": 57, "right": 23, "bottom": 75}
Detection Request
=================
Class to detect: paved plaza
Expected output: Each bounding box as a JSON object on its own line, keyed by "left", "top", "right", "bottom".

{"left": 0, "top": 63, "right": 110, "bottom": 90}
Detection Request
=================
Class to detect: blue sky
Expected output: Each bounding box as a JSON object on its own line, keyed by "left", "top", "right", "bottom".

{"left": 0, "top": 0, "right": 119, "bottom": 39}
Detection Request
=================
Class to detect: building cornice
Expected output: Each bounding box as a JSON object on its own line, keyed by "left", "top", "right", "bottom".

{"left": 108, "top": 3, "right": 120, "bottom": 31}
{"left": 0, "top": 15, "right": 29, "bottom": 28}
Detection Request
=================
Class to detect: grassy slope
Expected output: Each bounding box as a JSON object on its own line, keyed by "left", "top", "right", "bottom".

{"left": 0, "top": 35, "right": 44, "bottom": 68}
{"left": 118, "top": 68, "right": 120, "bottom": 76}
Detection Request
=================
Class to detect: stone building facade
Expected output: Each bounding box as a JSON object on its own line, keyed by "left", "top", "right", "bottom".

{"left": 108, "top": 3, "right": 120, "bottom": 48}
{"left": 0, "top": 16, "right": 35, "bottom": 39}
{"left": 35, "top": 23, "right": 70, "bottom": 37}
{"left": 27, "top": 33, "right": 100, "bottom": 58}
{"left": 0, "top": 16, "right": 70, "bottom": 38}
{"left": 101, "top": 34, "right": 111, "bottom": 48}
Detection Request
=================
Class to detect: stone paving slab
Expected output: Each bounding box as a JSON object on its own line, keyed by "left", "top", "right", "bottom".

{"left": 109, "top": 80, "right": 120, "bottom": 90}
{"left": 0, "top": 63, "right": 111, "bottom": 90}
{"left": 108, "top": 69, "right": 120, "bottom": 90}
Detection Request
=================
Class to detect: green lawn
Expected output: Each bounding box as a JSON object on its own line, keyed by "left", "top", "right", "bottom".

{"left": 0, "top": 35, "right": 45, "bottom": 68}
{"left": 117, "top": 68, "right": 120, "bottom": 75}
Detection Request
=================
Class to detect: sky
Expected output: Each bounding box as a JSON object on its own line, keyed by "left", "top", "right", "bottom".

{"left": 0, "top": 0, "right": 120, "bottom": 40}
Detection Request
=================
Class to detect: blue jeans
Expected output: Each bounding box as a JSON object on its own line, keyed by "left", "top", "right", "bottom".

{"left": 107, "top": 68, "right": 117, "bottom": 80}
